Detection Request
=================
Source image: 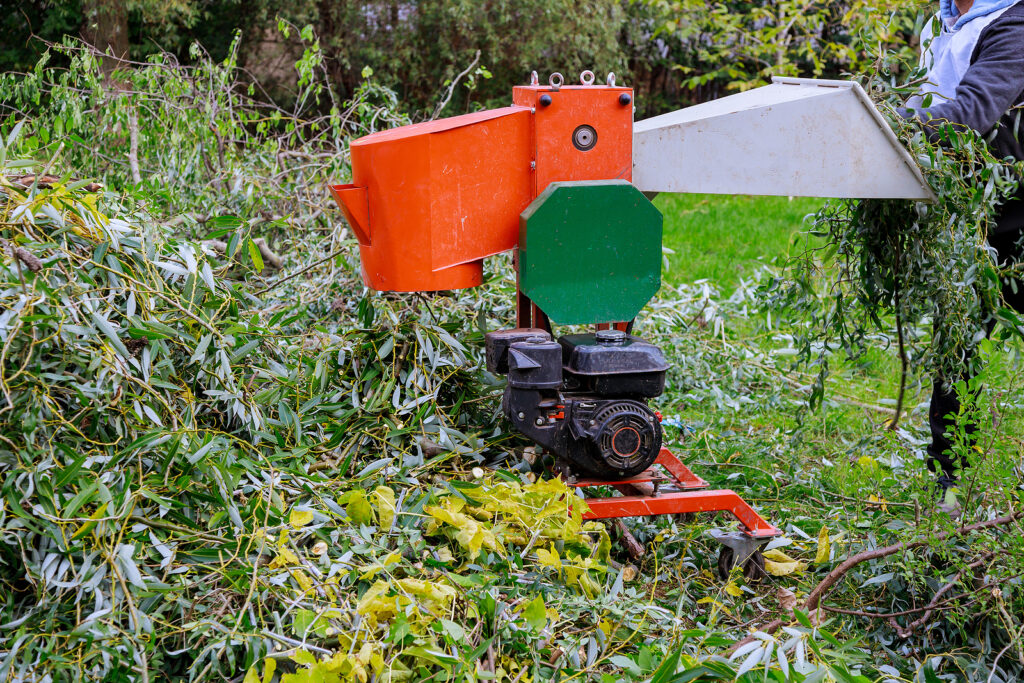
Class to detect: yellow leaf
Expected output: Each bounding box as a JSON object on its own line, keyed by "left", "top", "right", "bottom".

{"left": 814, "top": 526, "right": 830, "bottom": 564}
{"left": 357, "top": 580, "right": 408, "bottom": 626}
{"left": 358, "top": 551, "right": 402, "bottom": 580}
{"left": 289, "top": 508, "right": 314, "bottom": 528}
{"left": 724, "top": 581, "right": 743, "bottom": 597}
{"left": 763, "top": 549, "right": 807, "bottom": 576}
{"left": 290, "top": 568, "right": 314, "bottom": 592}
{"left": 373, "top": 486, "right": 396, "bottom": 528}
{"left": 71, "top": 502, "right": 108, "bottom": 540}
{"left": 857, "top": 455, "right": 878, "bottom": 470}
{"left": 347, "top": 490, "right": 374, "bottom": 525}
{"left": 269, "top": 547, "right": 300, "bottom": 569}
{"left": 867, "top": 494, "right": 888, "bottom": 512}
{"left": 424, "top": 503, "right": 502, "bottom": 559}
{"left": 396, "top": 578, "right": 457, "bottom": 610}
{"left": 261, "top": 658, "right": 277, "bottom": 683}
{"left": 535, "top": 545, "right": 563, "bottom": 570}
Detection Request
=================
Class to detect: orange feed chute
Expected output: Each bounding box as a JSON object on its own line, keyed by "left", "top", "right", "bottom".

{"left": 331, "top": 84, "right": 634, "bottom": 292}
{"left": 331, "top": 107, "right": 533, "bottom": 291}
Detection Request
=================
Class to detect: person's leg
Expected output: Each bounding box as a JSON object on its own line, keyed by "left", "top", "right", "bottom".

{"left": 926, "top": 369, "right": 973, "bottom": 482}
{"left": 925, "top": 229, "right": 1024, "bottom": 481}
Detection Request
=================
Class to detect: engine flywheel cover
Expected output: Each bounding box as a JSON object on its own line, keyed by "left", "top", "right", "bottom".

{"left": 591, "top": 400, "right": 661, "bottom": 475}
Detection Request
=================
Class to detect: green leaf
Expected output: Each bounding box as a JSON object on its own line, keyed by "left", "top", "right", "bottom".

{"left": 609, "top": 655, "right": 642, "bottom": 677}
{"left": 292, "top": 609, "right": 327, "bottom": 638}
{"left": 922, "top": 665, "right": 943, "bottom": 683}
{"left": 401, "top": 646, "right": 457, "bottom": 669}
{"left": 649, "top": 647, "right": 681, "bottom": 683}
{"left": 247, "top": 238, "right": 264, "bottom": 270}
{"left": 438, "top": 618, "right": 464, "bottom": 642}
{"left": 522, "top": 594, "right": 546, "bottom": 631}
{"left": 90, "top": 312, "right": 131, "bottom": 358}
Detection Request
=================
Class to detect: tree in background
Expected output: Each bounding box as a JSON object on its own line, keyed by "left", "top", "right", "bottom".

{"left": 2, "top": 0, "right": 200, "bottom": 71}
{"left": 309, "top": 0, "right": 628, "bottom": 114}
{"left": 637, "top": 0, "right": 927, "bottom": 101}
{"left": 1, "top": 1, "right": 928, "bottom": 117}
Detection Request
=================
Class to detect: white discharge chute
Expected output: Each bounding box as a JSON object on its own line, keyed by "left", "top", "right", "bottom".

{"left": 632, "top": 77, "right": 936, "bottom": 202}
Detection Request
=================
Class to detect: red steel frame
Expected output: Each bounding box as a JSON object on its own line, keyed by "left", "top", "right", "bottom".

{"left": 569, "top": 447, "right": 779, "bottom": 539}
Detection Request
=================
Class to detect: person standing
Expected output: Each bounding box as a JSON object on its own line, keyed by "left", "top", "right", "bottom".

{"left": 899, "top": 0, "right": 1024, "bottom": 499}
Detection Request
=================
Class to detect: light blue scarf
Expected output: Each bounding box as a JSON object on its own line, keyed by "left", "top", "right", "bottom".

{"left": 940, "top": 0, "right": 1020, "bottom": 30}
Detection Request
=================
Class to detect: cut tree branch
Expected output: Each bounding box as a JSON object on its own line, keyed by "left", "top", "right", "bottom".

{"left": 727, "top": 511, "right": 1024, "bottom": 654}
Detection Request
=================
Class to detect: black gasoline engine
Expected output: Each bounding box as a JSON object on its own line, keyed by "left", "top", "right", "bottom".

{"left": 485, "top": 328, "right": 668, "bottom": 480}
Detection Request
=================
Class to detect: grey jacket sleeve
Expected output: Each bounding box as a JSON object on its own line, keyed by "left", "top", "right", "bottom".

{"left": 900, "top": 7, "right": 1024, "bottom": 140}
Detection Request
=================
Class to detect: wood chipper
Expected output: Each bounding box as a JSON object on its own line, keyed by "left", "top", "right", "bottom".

{"left": 330, "top": 70, "right": 933, "bottom": 576}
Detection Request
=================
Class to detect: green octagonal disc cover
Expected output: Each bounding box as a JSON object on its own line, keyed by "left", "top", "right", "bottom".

{"left": 519, "top": 180, "right": 663, "bottom": 325}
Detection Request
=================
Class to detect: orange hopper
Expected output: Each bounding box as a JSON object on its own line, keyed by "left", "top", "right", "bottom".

{"left": 330, "top": 83, "right": 634, "bottom": 292}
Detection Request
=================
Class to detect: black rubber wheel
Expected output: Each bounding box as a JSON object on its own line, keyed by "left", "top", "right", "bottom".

{"left": 717, "top": 546, "right": 766, "bottom": 583}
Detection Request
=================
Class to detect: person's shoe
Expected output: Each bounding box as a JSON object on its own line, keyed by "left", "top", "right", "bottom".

{"left": 936, "top": 474, "right": 961, "bottom": 516}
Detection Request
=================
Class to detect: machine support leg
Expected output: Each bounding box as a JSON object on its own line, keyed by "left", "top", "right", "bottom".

{"left": 654, "top": 448, "right": 707, "bottom": 489}
{"left": 569, "top": 448, "right": 779, "bottom": 540}
{"left": 581, "top": 488, "right": 777, "bottom": 538}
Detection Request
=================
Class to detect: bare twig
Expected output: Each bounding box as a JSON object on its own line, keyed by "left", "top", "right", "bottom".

{"left": 804, "top": 513, "right": 1022, "bottom": 615}
{"left": 127, "top": 105, "right": 142, "bottom": 184}
{"left": 255, "top": 247, "right": 344, "bottom": 296}
{"left": 430, "top": 51, "right": 481, "bottom": 121}
{"left": 891, "top": 551, "right": 996, "bottom": 637}
{"left": 614, "top": 519, "right": 645, "bottom": 561}
{"left": 888, "top": 272, "right": 908, "bottom": 430}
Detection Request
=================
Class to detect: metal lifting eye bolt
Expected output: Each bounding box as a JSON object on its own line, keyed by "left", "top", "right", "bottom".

{"left": 548, "top": 72, "right": 563, "bottom": 91}
{"left": 580, "top": 70, "right": 595, "bottom": 86}
{"left": 572, "top": 124, "right": 597, "bottom": 151}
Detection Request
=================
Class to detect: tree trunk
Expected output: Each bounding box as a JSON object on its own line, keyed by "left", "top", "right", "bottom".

{"left": 81, "top": 0, "right": 129, "bottom": 71}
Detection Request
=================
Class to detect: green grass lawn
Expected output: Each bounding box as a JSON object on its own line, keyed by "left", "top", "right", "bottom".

{"left": 649, "top": 192, "right": 1022, "bottom": 536}
{"left": 655, "top": 193, "right": 824, "bottom": 288}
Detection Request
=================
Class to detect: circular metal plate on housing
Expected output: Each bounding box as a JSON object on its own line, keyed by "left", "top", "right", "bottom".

{"left": 592, "top": 400, "right": 661, "bottom": 474}
{"left": 572, "top": 124, "right": 597, "bottom": 151}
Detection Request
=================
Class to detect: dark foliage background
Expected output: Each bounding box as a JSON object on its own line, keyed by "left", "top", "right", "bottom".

{"left": 5, "top": 0, "right": 925, "bottom": 118}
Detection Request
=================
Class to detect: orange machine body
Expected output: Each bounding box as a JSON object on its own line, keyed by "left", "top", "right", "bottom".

{"left": 330, "top": 82, "right": 633, "bottom": 292}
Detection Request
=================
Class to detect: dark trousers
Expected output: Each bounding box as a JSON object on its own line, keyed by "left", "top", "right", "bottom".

{"left": 928, "top": 229, "right": 1024, "bottom": 476}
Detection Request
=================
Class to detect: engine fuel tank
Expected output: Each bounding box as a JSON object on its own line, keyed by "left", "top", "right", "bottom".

{"left": 560, "top": 330, "right": 668, "bottom": 398}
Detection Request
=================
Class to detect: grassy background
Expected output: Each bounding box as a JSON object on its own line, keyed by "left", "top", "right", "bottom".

{"left": 656, "top": 193, "right": 823, "bottom": 288}
{"left": 649, "top": 193, "right": 1021, "bottom": 523}
{"left": 648, "top": 194, "right": 933, "bottom": 533}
